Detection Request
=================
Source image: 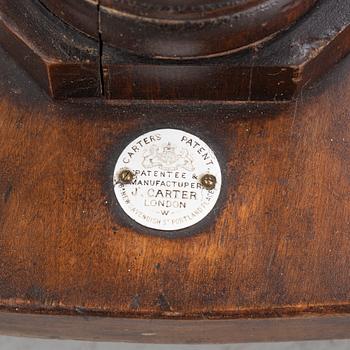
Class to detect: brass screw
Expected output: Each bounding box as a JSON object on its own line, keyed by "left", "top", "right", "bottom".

{"left": 200, "top": 174, "right": 217, "bottom": 190}
{"left": 119, "top": 169, "right": 134, "bottom": 184}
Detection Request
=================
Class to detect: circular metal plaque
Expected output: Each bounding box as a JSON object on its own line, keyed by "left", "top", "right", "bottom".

{"left": 113, "top": 129, "right": 222, "bottom": 231}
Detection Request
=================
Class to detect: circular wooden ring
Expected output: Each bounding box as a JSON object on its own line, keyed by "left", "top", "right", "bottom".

{"left": 40, "top": 0, "right": 318, "bottom": 59}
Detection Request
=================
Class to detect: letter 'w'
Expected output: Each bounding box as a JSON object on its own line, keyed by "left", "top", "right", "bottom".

{"left": 161, "top": 210, "right": 169, "bottom": 215}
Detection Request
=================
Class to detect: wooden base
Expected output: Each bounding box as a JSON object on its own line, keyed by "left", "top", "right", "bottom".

{"left": 1, "top": 0, "right": 350, "bottom": 101}
{"left": 1, "top": 42, "right": 350, "bottom": 342}
{"left": 40, "top": 0, "right": 317, "bottom": 59}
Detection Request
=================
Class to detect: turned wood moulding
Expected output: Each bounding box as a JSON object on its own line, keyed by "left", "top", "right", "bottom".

{"left": 0, "top": 0, "right": 350, "bottom": 100}
{"left": 40, "top": 0, "right": 317, "bottom": 59}
{"left": 2, "top": 0, "right": 350, "bottom": 344}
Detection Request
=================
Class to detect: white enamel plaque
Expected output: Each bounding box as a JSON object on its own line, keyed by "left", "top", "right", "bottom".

{"left": 113, "top": 129, "right": 222, "bottom": 231}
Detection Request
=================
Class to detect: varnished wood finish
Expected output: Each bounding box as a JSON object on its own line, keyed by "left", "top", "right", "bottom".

{"left": 102, "top": 0, "right": 350, "bottom": 100}
{"left": 0, "top": 0, "right": 101, "bottom": 99}
{"left": 40, "top": 0, "right": 318, "bottom": 59}
{"left": 99, "top": 0, "right": 317, "bottom": 59}
{"left": 39, "top": 0, "right": 98, "bottom": 40}
{"left": 1, "top": 0, "right": 349, "bottom": 101}
{"left": 1, "top": 37, "right": 350, "bottom": 341}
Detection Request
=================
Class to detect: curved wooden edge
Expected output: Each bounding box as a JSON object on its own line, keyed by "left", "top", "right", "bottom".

{"left": 0, "top": 310, "right": 350, "bottom": 343}
{"left": 39, "top": 0, "right": 98, "bottom": 39}
{"left": 102, "top": 0, "right": 350, "bottom": 101}
{"left": 100, "top": 0, "right": 270, "bottom": 20}
{"left": 99, "top": 0, "right": 318, "bottom": 59}
{"left": 2, "top": 24, "right": 350, "bottom": 343}
{"left": 1, "top": 0, "right": 350, "bottom": 100}
{"left": 39, "top": 0, "right": 318, "bottom": 58}
{"left": 0, "top": 0, "right": 101, "bottom": 99}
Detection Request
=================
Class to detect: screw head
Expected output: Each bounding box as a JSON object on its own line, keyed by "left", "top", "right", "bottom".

{"left": 200, "top": 174, "right": 217, "bottom": 190}
{"left": 119, "top": 169, "right": 134, "bottom": 184}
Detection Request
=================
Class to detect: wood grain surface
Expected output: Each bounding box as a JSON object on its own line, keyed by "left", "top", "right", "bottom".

{"left": 99, "top": 0, "right": 317, "bottom": 59}
{"left": 1, "top": 41, "right": 350, "bottom": 342}
{"left": 40, "top": 0, "right": 318, "bottom": 59}
{"left": 102, "top": 0, "right": 350, "bottom": 100}
{"left": 0, "top": 0, "right": 101, "bottom": 99}
{"left": 2, "top": 0, "right": 350, "bottom": 102}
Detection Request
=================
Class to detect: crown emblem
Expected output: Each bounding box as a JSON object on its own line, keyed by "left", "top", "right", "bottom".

{"left": 142, "top": 143, "right": 195, "bottom": 171}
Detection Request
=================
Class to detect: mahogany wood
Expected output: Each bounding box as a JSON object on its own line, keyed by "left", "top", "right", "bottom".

{"left": 98, "top": 0, "right": 317, "bottom": 59}
{"left": 1, "top": 39, "right": 350, "bottom": 341}
{"left": 1, "top": 0, "right": 350, "bottom": 101}
{"left": 102, "top": 0, "right": 350, "bottom": 101}
{"left": 40, "top": 0, "right": 317, "bottom": 59}
{"left": 0, "top": 0, "right": 101, "bottom": 99}
{"left": 39, "top": 0, "right": 98, "bottom": 40}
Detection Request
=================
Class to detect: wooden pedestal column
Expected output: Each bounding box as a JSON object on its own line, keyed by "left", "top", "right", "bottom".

{"left": 1, "top": 43, "right": 350, "bottom": 342}
{"left": 1, "top": 0, "right": 350, "bottom": 344}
